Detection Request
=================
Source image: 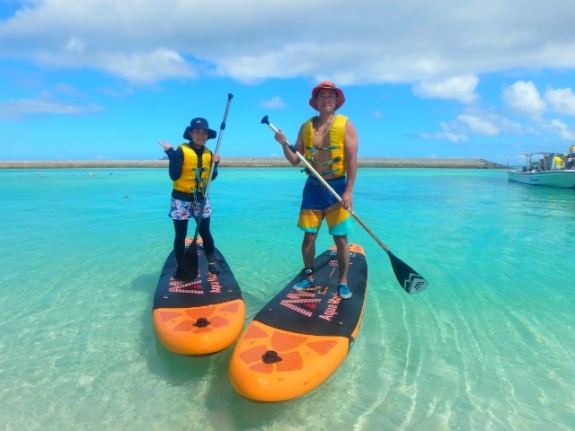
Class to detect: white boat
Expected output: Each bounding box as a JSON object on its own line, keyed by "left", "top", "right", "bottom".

{"left": 508, "top": 152, "right": 575, "bottom": 188}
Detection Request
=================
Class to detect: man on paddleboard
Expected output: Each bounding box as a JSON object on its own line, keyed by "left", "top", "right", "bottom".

{"left": 159, "top": 117, "right": 220, "bottom": 281}
{"left": 274, "top": 81, "right": 359, "bottom": 299}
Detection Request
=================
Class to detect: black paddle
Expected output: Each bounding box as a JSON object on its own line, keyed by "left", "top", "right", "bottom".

{"left": 261, "top": 115, "right": 428, "bottom": 294}
{"left": 184, "top": 93, "right": 234, "bottom": 277}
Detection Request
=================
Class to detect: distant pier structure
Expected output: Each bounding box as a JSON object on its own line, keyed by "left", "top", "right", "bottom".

{"left": 0, "top": 158, "right": 506, "bottom": 169}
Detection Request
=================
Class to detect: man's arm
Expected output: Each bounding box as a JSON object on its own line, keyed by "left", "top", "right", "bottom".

{"left": 275, "top": 126, "right": 303, "bottom": 166}
{"left": 342, "top": 120, "right": 358, "bottom": 209}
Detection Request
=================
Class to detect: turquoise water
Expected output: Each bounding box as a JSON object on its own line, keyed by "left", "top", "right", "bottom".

{"left": 1, "top": 167, "right": 574, "bottom": 431}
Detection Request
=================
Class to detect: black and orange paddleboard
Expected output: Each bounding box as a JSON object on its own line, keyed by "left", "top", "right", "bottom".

{"left": 229, "top": 244, "right": 368, "bottom": 402}
{"left": 153, "top": 238, "right": 245, "bottom": 355}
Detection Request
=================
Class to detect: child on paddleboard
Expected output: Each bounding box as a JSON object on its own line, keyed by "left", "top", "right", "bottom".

{"left": 159, "top": 117, "right": 220, "bottom": 281}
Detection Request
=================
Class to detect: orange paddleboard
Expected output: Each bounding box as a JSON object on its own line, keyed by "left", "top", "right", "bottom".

{"left": 229, "top": 244, "right": 368, "bottom": 401}
{"left": 153, "top": 239, "right": 245, "bottom": 355}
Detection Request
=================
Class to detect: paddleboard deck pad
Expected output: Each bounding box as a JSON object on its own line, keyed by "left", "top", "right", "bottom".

{"left": 229, "top": 244, "right": 368, "bottom": 401}
{"left": 153, "top": 238, "right": 245, "bottom": 355}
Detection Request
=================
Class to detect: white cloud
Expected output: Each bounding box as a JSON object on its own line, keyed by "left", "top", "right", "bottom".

{"left": 64, "top": 37, "right": 85, "bottom": 54}
{"left": 0, "top": 98, "right": 103, "bottom": 119}
{"left": 457, "top": 113, "right": 499, "bottom": 135}
{"left": 423, "top": 101, "right": 574, "bottom": 144}
{"left": 544, "top": 87, "right": 575, "bottom": 116}
{"left": 413, "top": 75, "right": 479, "bottom": 103}
{"left": 100, "top": 49, "right": 196, "bottom": 84}
{"left": 420, "top": 122, "right": 468, "bottom": 143}
{"left": 547, "top": 118, "right": 575, "bottom": 140}
{"left": 502, "top": 81, "right": 546, "bottom": 117}
{"left": 260, "top": 96, "right": 287, "bottom": 110}
{"left": 421, "top": 107, "right": 530, "bottom": 142}
{"left": 2, "top": 1, "right": 575, "bottom": 84}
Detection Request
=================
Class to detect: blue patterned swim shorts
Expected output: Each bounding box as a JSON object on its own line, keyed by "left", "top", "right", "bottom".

{"left": 169, "top": 198, "right": 213, "bottom": 220}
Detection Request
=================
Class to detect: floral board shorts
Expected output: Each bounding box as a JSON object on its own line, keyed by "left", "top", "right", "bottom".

{"left": 169, "top": 198, "right": 213, "bottom": 221}
{"left": 297, "top": 176, "right": 353, "bottom": 236}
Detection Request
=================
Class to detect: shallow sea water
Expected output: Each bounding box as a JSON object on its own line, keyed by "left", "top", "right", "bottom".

{"left": 0, "top": 167, "right": 574, "bottom": 431}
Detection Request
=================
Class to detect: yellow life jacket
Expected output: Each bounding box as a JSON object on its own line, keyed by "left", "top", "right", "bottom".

{"left": 553, "top": 155, "right": 565, "bottom": 169}
{"left": 173, "top": 145, "right": 212, "bottom": 194}
{"left": 302, "top": 114, "right": 347, "bottom": 178}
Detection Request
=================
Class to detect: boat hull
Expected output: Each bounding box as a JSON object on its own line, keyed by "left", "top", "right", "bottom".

{"left": 508, "top": 169, "right": 575, "bottom": 188}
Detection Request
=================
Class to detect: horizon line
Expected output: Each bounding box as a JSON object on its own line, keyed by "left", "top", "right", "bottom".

{"left": 0, "top": 157, "right": 507, "bottom": 169}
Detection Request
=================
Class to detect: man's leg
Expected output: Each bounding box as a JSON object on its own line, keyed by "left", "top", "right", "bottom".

{"left": 293, "top": 232, "right": 317, "bottom": 291}
{"left": 333, "top": 234, "right": 349, "bottom": 285}
{"left": 301, "top": 232, "right": 317, "bottom": 271}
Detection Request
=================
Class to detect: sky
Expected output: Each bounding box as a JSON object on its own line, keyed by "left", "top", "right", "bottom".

{"left": 1, "top": 0, "right": 575, "bottom": 165}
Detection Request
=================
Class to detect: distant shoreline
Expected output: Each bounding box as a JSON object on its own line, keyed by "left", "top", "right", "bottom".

{"left": 0, "top": 158, "right": 506, "bottom": 169}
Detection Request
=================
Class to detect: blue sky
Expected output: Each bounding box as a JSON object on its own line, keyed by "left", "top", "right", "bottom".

{"left": 1, "top": 0, "right": 575, "bottom": 165}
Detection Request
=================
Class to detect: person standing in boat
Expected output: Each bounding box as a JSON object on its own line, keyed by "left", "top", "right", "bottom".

{"left": 566, "top": 144, "right": 575, "bottom": 169}
{"left": 159, "top": 117, "right": 220, "bottom": 281}
{"left": 552, "top": 154, "right": 565, "bottom": 169}
{"left": 273, "top": 81, "right": 358, "bottom": 300}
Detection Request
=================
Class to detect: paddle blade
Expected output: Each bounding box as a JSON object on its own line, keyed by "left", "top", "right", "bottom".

{"left": 387, "top": 251, "right": 428, "bottom": 294}
{"left": 184, "top": 242, "right": 199, "bottom": 278}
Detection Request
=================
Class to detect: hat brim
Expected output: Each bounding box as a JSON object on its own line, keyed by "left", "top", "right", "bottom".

{"left": 183, "top": 127, "right": 217, "bottom": 140}
{"left": 309, "top": 87, "right": 345, "bottom": 110}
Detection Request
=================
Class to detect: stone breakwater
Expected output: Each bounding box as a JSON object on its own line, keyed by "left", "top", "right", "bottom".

{"left": 0, "top": 158, "right": 505, "bottom": 169}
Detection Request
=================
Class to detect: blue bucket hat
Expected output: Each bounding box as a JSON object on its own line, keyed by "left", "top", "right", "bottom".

{"left": 183, "top": 117, "right": 217, "bottom": 140}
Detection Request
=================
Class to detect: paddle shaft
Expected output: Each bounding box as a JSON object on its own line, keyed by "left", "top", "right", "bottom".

{"left": 190, "top": 94, "right": 234, "bottom": 244}
{"left": 203, "top": 93, "right": 233, "bottom": 199}
{"left": 265, "top": 120, "right": 391, "bottom": 253}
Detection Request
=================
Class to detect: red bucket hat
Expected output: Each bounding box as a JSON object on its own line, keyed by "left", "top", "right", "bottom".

{"left": 309, "top": 81, "right": 345, "bottom": 110}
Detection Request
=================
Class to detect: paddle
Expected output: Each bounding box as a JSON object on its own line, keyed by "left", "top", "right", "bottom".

{"left": 184, "top": 93, "right": 234, "bottom": 277}
{"left": 261, "top": 115, "right": 428, "bottom": 294}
